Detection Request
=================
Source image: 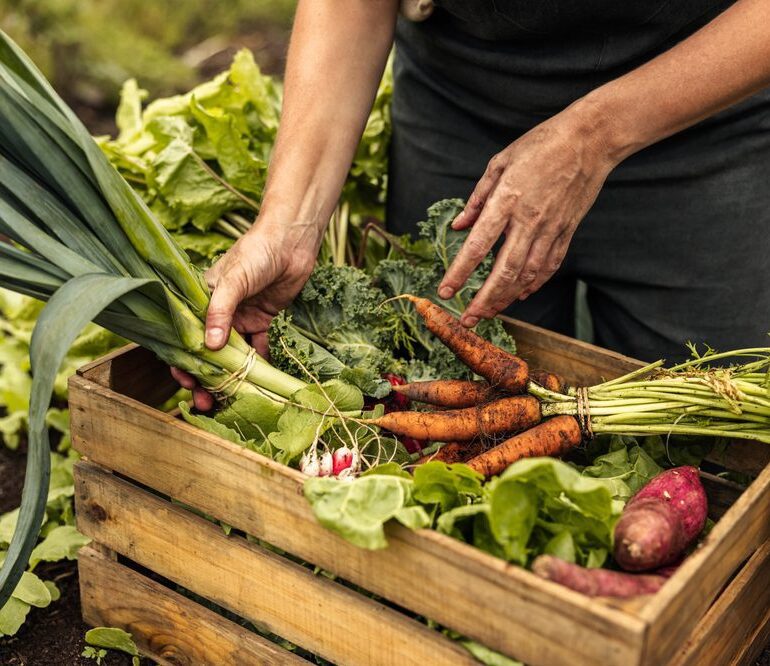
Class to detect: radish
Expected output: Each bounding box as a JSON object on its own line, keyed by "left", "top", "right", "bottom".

{"left": 300, "top": 452, "right": 320, "bottom": 477}
{"left": 319, "top": 451, "right": 333, "bottom": 477}
{"left": 614, "top": 466, "right": 707, "bottom": 571}
{"left": 333, "top": 446, "right": 353, "bottom": 475}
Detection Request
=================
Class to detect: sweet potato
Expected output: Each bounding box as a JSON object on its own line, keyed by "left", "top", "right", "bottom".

{"left": 532, "top": 555, "right": 668, "bottom": 597}
{"left": 613, "top": 466, "right": 707, "bottom": 572}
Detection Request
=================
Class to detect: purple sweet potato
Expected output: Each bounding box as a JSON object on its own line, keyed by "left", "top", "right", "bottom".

{"left": 614, "top": 466, "right": 707, "bottom": 572}
{"left": 532, "top": 555, "right": 668, "bottom": 597}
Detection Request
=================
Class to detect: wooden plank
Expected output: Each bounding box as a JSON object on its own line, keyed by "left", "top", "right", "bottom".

{"left": 671, "top": 541, "right": 770, "bottom": 666}
{"left": 700, "top": 471, "right": 745, "bottom": 521}
{"left": 502, "top": 316, "right": 642, "bottom": 385}
{"left": 69, "top": 384, "right": 647, "bottom": 666}
{"left": 706, "top": 439, "right": 770, "bottom": 477}
{"left": 75, "top": 464, "right": 481, "bottom": 666}
{"left": 79, "top": 547, "right": 306, "bottom": 666}
{"left": 76, "top": 343, "right": 178, "bottom": 407}
{"left": 639, "top": 462, "right": 770, "bottom": 666}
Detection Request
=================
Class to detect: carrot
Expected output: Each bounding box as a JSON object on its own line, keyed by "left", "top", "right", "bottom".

{"left": 530, "top": 369, "right": 566, "bottom": 394}
{"left": 415, "top": 442, "right": 464, "bottom": 465}
{"left": 465, "top": 415, "right": 581, "bottom": 477}
{"left": 407, "top": 296, "right": 529, "bottom": 393}
{"left": 392, "top": 379, "right": 499, "bottom": 408}
{"left": 365, "top": 395, "right": 541, "bottom": 442}
{"left": 414, "top": 439, "right": 486, "bottom": 465}
{"left": 532, "top": 555, "right": 668, "bottom": 597}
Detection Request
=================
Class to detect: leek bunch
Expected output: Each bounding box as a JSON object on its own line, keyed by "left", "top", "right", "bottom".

{"left": 0, "top": 31, "right": 307, "bottom": 606}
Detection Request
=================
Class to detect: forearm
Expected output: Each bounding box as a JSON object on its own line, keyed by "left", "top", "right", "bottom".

{"left": 579, "top": 0, "right": 770, "bottom": 163}
{"left": 258, "top": 0, "right": 398, "bottom": 244}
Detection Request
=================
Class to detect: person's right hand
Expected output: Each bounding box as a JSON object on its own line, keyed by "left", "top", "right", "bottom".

{"left": 170, "top": 216, "right": 321, "bottom": 410}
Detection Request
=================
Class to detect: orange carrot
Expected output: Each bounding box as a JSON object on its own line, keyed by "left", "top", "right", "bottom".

{"left": 392, "top": 379, "right": 499, "bottom": 408}
{"left": 414, "top": 439, "right": 487, "bottom": 465}
{"left": 466, "top": 415, "right": 581, "bottom": 477}
{"left": 365, "top": 395, "right": 541, "bottom": 442}
{"left": 407, "top": 296, "right": 529, "bottom": 393}
{"left": 530, "top": 369, "right": 567, "bottom": 394}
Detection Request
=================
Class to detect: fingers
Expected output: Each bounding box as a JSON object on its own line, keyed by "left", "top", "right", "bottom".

{"left": 518, "top": 232, "right": 571, "bottom": 300}
{"left": 170, "top": 367, "right": 214, "bottom": 412}
{"left": 193, "top": 386, "right": 215, "bottom": 412}
{"left": 452, "top": 155, "right": 505, "bottom": 231}
{"left": 463, "top": 221, "right": 540, "bottom": 324}
{"left": 205, "top": 277, "right": 246, "bottom": 350}
{"left": 439, "top": 196, "right": 512, "bottom": 301}
{"left": 251, "top": 330, "right": 271, "bottom": 360}
{"left": 170, "top": 367, "right": 196, "bottom": 390}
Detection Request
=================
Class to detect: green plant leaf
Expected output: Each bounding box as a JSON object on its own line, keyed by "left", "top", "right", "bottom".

{"left": 13, "top": 570, "right": 52, "bottom": 606}
{"left": 304, "top": 475, "right": 412, "bottom": 549}
{"left": 0, "top": 273, "right": 155, "bottom": 608}
{"left": 28, "top": 525, "right": 90, "bottom": 570}
{"left": 412, "top": 462, "right": 484, "bottom": 513}
{"left": 0, "top": 596, "right": 30, "bottom": 637}
{"left": 85, "top": 627, "right": 140, "bottom": 657}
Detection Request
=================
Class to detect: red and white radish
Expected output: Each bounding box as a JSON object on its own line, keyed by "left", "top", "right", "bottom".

{"left": 332, "top": 446, "right": 353, "bottom": 475}
{"left": 319, "top": 451, "right": 333, "bottom": 477}
{"left": 300, "top": 452, "right": 320, "bottom": 477}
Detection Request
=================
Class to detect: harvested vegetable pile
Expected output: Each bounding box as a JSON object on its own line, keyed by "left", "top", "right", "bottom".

{"left": 1, "top": 29, "right": 769, "bottom": 621}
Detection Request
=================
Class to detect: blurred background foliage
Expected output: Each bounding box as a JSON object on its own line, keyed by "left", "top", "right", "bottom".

{"left": 0, "top": 0, "right": 296, "bottom": 132}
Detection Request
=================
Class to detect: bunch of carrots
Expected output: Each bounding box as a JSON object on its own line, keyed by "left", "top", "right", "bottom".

{"left": 364, "top": 296, "right": 581, "bottom": 477}
{"left": 363, "top": 296, "right": 770, "bottom": 477}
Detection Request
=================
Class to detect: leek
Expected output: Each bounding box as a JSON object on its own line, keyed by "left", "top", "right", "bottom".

{"left": 0, "top": 31, "right": 306, "bottom": 607}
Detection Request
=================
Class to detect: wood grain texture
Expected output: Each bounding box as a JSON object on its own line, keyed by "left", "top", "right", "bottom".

{"left": 70, "top": 328, "right": 770, "bottom": 666}
{"left": 75, "top": 464, "right": 480, "bottom": 666}
{"left": 77, "top": 343, "right": 178, "bottom": 407}
{"left": 671, "top": 541, "right": 770, "bottom": 666}
{"left": 640, "top": 461, "right": 770, "bottom": 666}
{"left": 79, "top": 547, "right": 306, "bottom": 666}
{"left": 501, "top": 316, "right": 642, "bottom": 386}
{"left": 70, "top": 378, "right": 646, "bottom": 666}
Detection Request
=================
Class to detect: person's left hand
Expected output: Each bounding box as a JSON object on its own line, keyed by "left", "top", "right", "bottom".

{"left": 437, "top": 106, "right": 617, "bottom": 327}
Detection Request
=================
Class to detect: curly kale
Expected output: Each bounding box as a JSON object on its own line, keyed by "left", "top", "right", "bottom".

{"left": 268, "top": 265, "right": 405, "bottom": 397}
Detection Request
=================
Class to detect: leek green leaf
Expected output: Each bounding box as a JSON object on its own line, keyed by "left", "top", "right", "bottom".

{"left": 0, "top": 273, "right": 155, "bottom": 608}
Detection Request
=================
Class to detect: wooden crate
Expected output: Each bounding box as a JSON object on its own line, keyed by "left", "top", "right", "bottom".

{"left": 70, "top": 320, "right": 770, "bottom": 666}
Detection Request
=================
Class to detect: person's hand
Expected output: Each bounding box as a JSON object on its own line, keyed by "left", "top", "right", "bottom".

{"left": 438, "top": 106, "right": 617, "bottom": 327}
{"left": 170, "top": 216, "right": 321, "bottom": 410}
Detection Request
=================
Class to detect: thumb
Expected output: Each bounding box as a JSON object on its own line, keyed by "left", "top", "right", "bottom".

{"left": 205, "top": 276, "right": 246, "bottom": 350}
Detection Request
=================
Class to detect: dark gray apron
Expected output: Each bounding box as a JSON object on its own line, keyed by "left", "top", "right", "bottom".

{"left": 387, "top": 1, "right": 770, "bottom": 363}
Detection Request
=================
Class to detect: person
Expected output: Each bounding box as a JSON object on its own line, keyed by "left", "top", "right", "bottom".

{"left": 173, "top": 0, "right": 770, "bottom": 410}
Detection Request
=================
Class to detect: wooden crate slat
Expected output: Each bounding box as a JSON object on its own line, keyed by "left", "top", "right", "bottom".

{"left": 77, "top": 343, "right": 178, "bottom": 407}
{"left": 639, "top": 461, "right": 770, "bottom": 665}
{"left": 500, "top": 315, "right": 642, "bottom": 385}
{"left": 70, "top": 376, "right": 646, "bottom": 666}
{"left": 79, "top": 547, "right": 307, "bottom": 665}
{"left": 671, "top": 541, "right": 770, "bottom": 666}
{"left": 74, "top": 463, "right": 481, "bottom": 666}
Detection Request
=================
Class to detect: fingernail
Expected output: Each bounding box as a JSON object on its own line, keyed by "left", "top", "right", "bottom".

{"left": 438, "top": 286, "right": 454, "bottom": 299}
{"left": 451, "top": 211, "right": 465, "bottom": 228}
{"left": 206, "top": 327, "right": 225, "bottom": 348}
{"left": 463, "top": 316, "right": 479, "bottom": 328}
